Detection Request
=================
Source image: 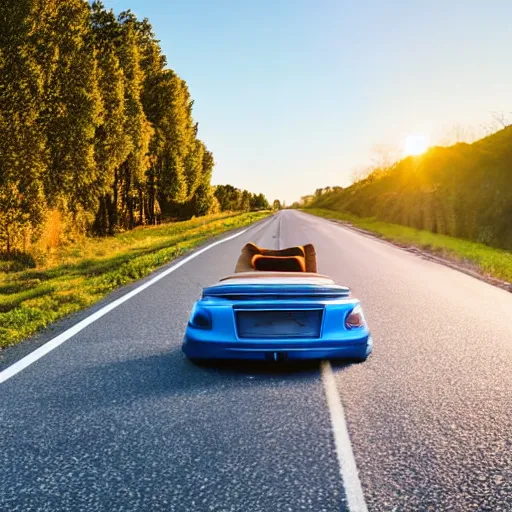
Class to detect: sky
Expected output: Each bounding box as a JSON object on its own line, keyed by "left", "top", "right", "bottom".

{"left": 103, "top": 0, "right": 512, "bottom": 204}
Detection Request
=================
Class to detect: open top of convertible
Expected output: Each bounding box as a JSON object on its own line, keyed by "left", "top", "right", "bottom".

{"left": 233, "top": 242, "right": 318, "bottom": 273}
{"left": 202, "top": 243, "right": 351, "bottom": 299}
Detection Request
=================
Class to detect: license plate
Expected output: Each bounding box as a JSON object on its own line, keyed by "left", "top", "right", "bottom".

{"left": 236, "top": 309, "right": 322, "bottom": 338}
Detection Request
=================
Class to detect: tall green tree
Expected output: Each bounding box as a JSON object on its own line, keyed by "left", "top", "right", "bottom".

{"left": 250, "top": 193, "right": 270, "bottom": 210}
{"left": 90, "top": 2, "right": 131, "bottom": 234}
{"left": 239, "top": 190, "right": 251, "bottom": 212}
{"left": 0, "top": 0, "right": 47, "bottom": 252}
{"left": 156, "top": 74, "right": 196, "bottom": 207}
{"left": 39, "top": 0, "right": 102, "bottom": 214}
{"left": 186, "top": 144, "right": 217, "bottom": 217}
{"left": 214, "top": 185, "right": 241, "bottom": 211}
{"left": 116, "top": 20, "right": 153, "bottom": 229}
{"left": 273, "top": 199, "right": 282, "bottom": 210}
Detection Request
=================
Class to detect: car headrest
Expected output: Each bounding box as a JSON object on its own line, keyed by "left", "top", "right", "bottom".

{"left": 251, "top": 254, "right": 306, "bottom": 272}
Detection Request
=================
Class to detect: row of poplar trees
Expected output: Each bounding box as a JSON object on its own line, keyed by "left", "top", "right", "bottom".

{"left": 0, "top": 0, "right": 237, "bottom": 252}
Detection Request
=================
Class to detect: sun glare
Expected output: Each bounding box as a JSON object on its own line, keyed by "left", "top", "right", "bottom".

{"left": 403, "top": 134, "right": 430, "bottom": 156}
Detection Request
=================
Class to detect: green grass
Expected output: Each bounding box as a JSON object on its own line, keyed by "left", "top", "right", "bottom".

{"left": 0, "top": 211, "right": 270, "bottom": 349}
{"left": 304, "top": 208, "right": 512, "bottom": 283}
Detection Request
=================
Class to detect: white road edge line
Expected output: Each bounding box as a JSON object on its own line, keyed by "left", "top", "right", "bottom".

{"left": 321, "top": 360, "right": 369, "bottom": 512}
{"left": 0, "top": 228, "right": 249, "bottom": 385}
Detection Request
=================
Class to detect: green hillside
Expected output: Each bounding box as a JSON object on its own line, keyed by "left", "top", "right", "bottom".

{"left": 309, "top": 126, "right": 512, "bottom": 250}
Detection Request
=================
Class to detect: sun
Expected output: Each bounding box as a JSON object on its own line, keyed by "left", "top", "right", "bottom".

{"left": 403, "top": 134, "right": 430, "bottom": 156}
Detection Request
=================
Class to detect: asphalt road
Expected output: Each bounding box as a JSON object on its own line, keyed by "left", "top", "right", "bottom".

{"left": 1, "top": 210, "right": 511, "bottom": 511}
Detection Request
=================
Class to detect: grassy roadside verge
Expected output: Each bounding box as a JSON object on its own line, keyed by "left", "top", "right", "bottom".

{"left": 303, "top": 208, "right": 512, "bottom": 285}
{"left": 0, "top": 211, "right": 270, "bottom": 349}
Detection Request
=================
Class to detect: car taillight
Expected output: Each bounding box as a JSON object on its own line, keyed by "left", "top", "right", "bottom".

{"left": 189, "top": 304, "right": 212, "bottom": 329}
{"left": 345, "top": 305, "right": 365, "bottom": 329}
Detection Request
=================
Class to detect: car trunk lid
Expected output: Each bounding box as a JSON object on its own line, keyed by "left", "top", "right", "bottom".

{"left": 202, "top": 281, "right": 350, "bottom": 300}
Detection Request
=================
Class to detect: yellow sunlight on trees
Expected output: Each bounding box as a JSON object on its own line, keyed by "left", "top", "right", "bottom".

{"left": 403, "top": 134, "right": 430, "bottom": 156}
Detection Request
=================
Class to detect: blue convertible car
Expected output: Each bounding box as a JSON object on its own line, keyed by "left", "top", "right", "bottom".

{"left": 182, "top": 243, "right": 372, "bottom": 363}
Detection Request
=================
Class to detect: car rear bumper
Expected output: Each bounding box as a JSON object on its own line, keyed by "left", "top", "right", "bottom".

{"left": 182, "top": 334, "right": 372, "bottom": 361}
